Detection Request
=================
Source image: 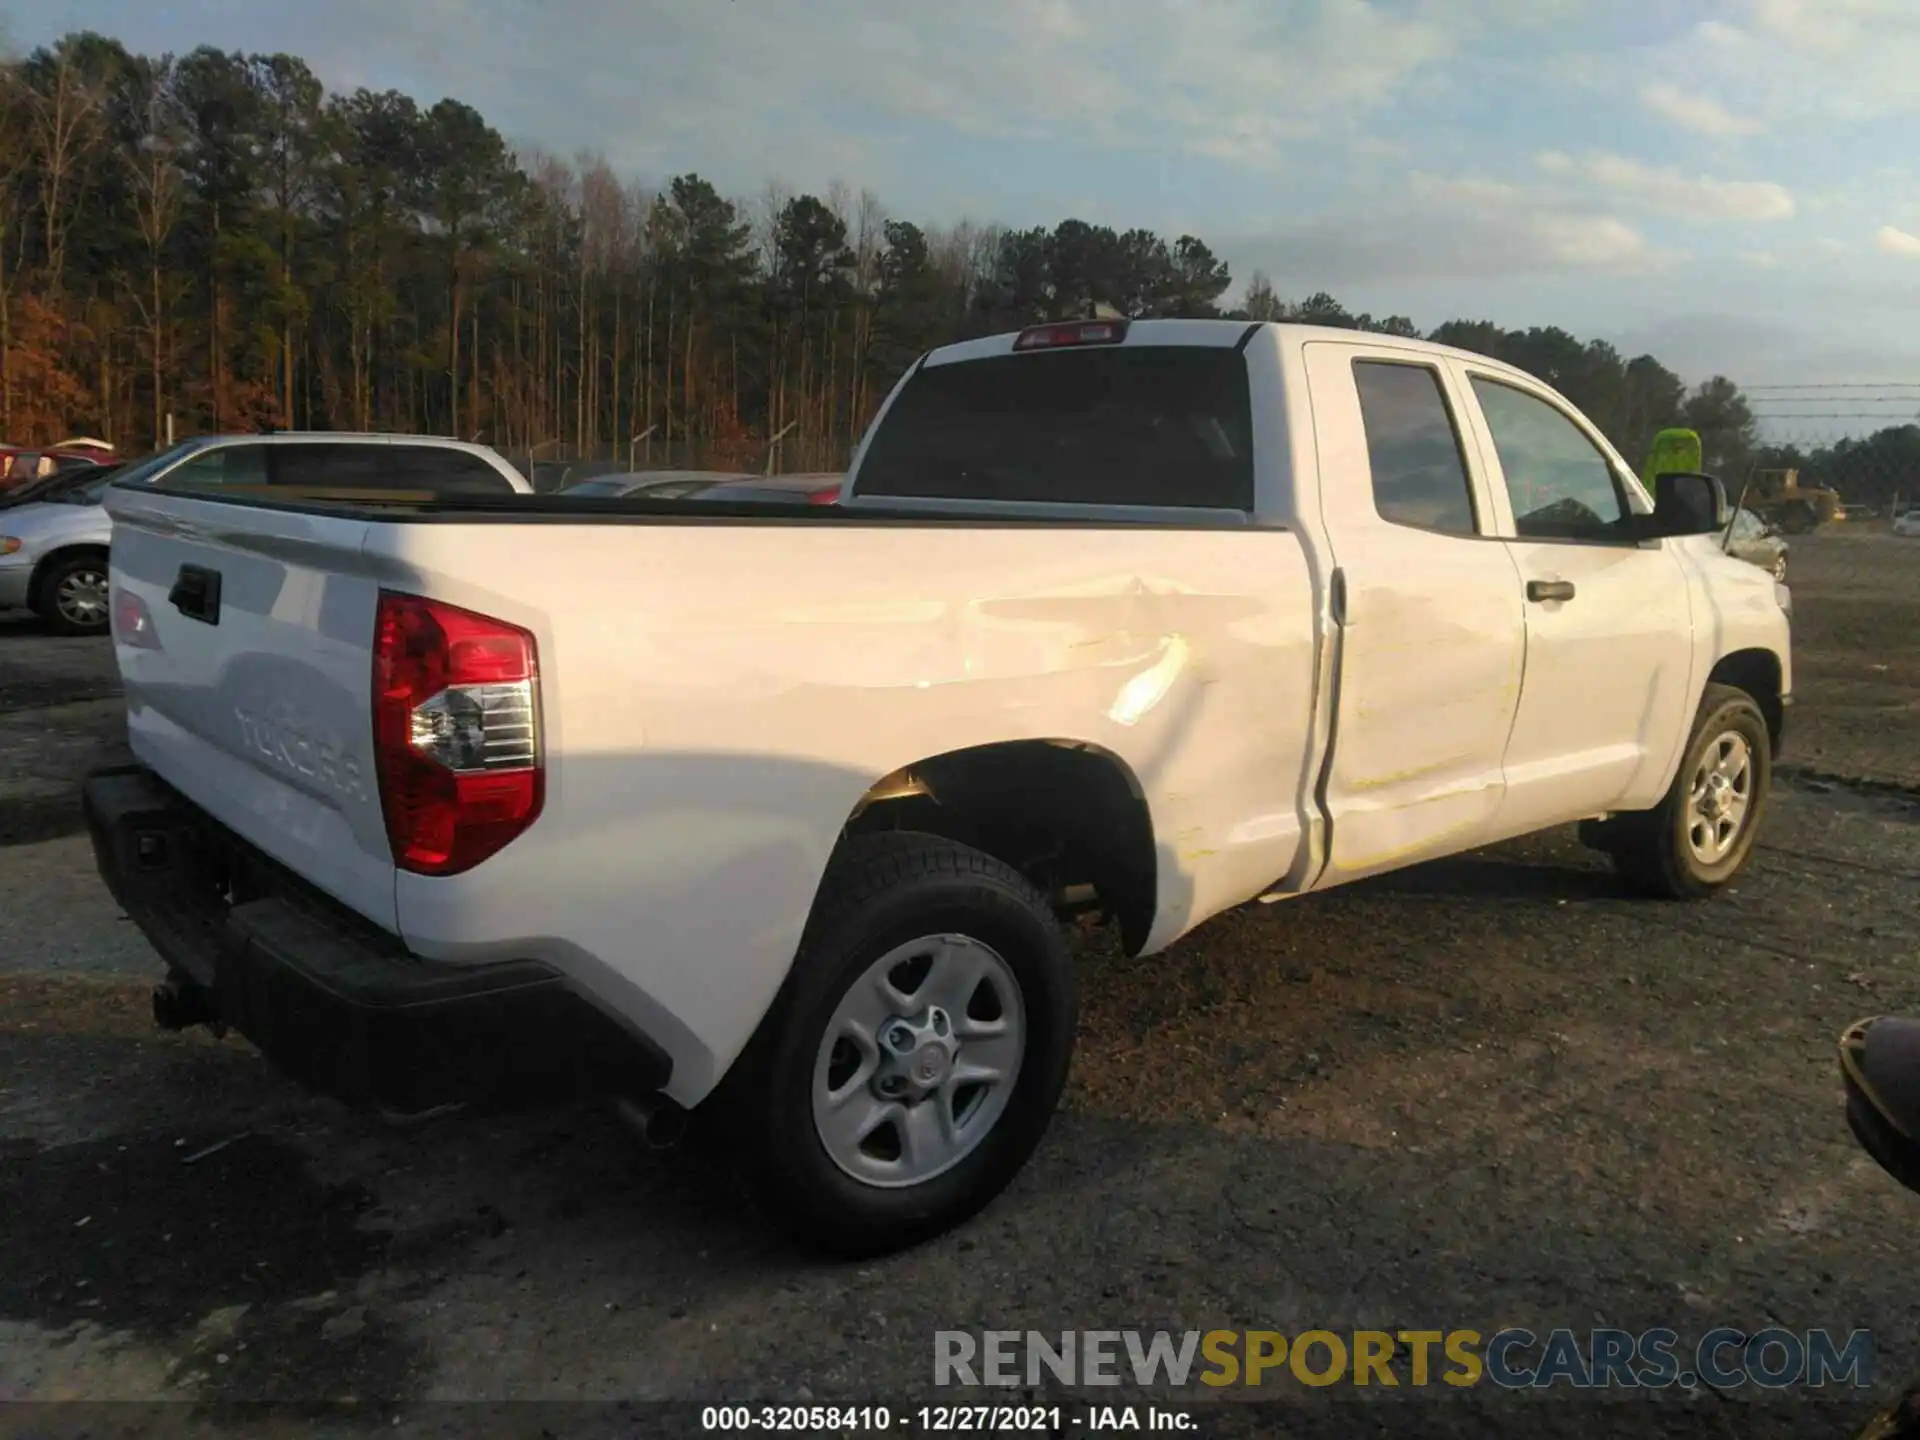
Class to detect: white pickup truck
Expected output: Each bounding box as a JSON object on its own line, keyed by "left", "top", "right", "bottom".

{"left": 85, "top": 319, "right": 1790, "bottom": 1255}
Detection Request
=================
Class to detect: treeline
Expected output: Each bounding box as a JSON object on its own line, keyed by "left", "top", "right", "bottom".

{"left": 0, "top": 25, "right": 1861, "bottom": 485}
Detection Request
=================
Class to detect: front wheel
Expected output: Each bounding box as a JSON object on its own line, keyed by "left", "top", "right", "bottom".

{"left": 1770, "top": 553, "right": 1789, "bottom": 582}
{"left": 1604, "top": 684, "right": 1773, "bottom": 900}
{"left": 725, "top": 832, "right": 1076, "bottom": 1257}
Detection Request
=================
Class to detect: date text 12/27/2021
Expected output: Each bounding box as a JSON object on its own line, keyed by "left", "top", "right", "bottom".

{"left": 700, "top": 1405, "right": 1195, "bottom": 1431}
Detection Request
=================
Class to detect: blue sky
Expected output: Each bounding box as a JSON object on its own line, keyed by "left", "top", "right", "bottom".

{"left": 15, "top": 0, "right": 1920, "bottom": 435}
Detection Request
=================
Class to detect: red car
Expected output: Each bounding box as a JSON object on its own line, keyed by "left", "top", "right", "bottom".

{"left": 0, "top": 443, "right": 112, "bottom": 491}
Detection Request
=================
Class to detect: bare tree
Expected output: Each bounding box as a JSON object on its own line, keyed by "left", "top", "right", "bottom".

{"left": 752, "top": 178, "right": 793, "bottom": 273}
{"left": 121, "top": 56, "right": 188, "bottom": 445}
{"left": 577, "top": 152, "right": 626, "bottom": 451}
{"left": 824, "top": 177, "right": 853, "bottom": 231}
{"left": 0, "top": 48, "right": 31, "bottom": 431}
{"left": 26, "top": 36, "right": 111, "bottom": 297}
{"left": 848, "top": 187, "right": 886, "bottom": 426}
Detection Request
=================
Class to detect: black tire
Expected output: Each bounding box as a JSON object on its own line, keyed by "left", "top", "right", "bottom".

{"left": 718, "top": 831, "right": 1076, "bottom": 1258}
{"left": 1606, "top": 684, "right": 1771, "bottom": 900}
{"left": 35, "top": 552, "right": 112, "bottom": 636}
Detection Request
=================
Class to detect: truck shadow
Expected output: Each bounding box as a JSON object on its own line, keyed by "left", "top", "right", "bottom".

{"left": 1355, "top": 847, "right": 1624, "bottom": 903}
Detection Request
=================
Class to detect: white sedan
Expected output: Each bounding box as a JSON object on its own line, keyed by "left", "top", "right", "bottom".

{"left": 1894, "top": 509, "right": 1920, "bottom": 538}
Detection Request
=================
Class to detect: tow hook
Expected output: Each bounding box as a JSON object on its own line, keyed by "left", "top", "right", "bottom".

{"left": 152, "top": 974, "right": 220, "bottom": 1032}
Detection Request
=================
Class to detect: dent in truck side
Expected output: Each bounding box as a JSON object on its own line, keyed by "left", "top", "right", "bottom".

{"left": 365, "top": 516, "right": 1325, "bottom": 1106}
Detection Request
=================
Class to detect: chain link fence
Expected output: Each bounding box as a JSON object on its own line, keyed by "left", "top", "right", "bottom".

{"left": 1745, "top": 422, "right": 1919, "bottom": 792}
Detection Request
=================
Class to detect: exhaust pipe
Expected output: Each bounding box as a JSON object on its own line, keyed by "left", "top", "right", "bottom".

{"left": 614, "top": 1093, "right": 688, "bottom": 1149}
{"left": 152, "top": 975, "right": 220, "bottom": 1032}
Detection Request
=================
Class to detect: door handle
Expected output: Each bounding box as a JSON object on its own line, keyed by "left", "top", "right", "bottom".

{"left": 168, "top": 563, "right": 222, "bottom": 624}
{"left": 1526, "top": 579, "right": 1576, "bottom": 603}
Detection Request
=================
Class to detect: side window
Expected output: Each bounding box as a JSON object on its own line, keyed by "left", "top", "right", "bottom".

{"left": 385, "top": 446, "right": 517, "bottom": 496}
{"left": 1351, "top": 361, "right": 1478, "bottom": 535}
{"left": 165, "top": 444, "right": 270, "bottom": 488}
{"left": 1469, "top": 378, "right": 1630, "bottom": 542}
{"left": 273, "top": 443, "right": 383, "bottom": 488}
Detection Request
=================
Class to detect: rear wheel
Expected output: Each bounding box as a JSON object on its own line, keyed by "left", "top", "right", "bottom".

{"left": 36, "top": 553, "right": 111, "bottom": 636}
{"left": 721, "top": 832, "right": 1076, "bottom": 1257}
{"left": 1595, "top": 684, "right": 1772, "bottom": 900}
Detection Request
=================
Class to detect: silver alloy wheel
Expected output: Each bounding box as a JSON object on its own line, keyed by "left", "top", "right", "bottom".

{"left": 1687, "top": 730, "right": 1753, "bottom": 865}
{"left": 811, "top": 933, "right": 1025, "bottom": 1188}
{"left": 1771, "top": 554, "right": 1788, "bottom": 582}
{"left": 55, "top": 568, "right": 109, "bottom": 629}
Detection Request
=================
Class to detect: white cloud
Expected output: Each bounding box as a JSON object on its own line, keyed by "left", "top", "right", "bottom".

{"left": 1534, "top": 214, "right": 1653, "bottom": 269}
{"left": 1659, "top": 0, "right": 1920, "bottom": 124}
{"left": 1877, "top": 225, "right": 1920, "bottom": 257}
{"left": 1536, "top": 152, "right": 1795, "bottom": 222}
{"left": 1220, "top": 172, "right": 1675, "bottom": 290}
{"left": 1640, "top": 83, "right": 1761, "bottom": 138}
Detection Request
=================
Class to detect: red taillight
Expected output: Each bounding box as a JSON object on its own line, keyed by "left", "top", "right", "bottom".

{"left": 1012, "top": 319, "right": 1130, "bottom": 352}
{"left": 372, "top": 591, "right": 542, "bottom": 876}
{"left": 807, "top": 485, "right": 841, "bottom": 506}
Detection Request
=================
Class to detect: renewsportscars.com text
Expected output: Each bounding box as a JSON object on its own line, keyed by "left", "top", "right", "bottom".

{"left": 934, "top": 1328, "right": 1875, "bottom": 1391}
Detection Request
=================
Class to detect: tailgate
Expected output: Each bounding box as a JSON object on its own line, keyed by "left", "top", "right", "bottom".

{"left": 103, "top": 485, "right": 397, "bottom": 930}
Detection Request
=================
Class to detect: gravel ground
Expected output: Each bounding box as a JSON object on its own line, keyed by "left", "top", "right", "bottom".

{"left": 1, "top": 535, "right": 1917, "bottom": 1438}
{"left": 1779, "top": 527, "right": 1920, "bottom": 790}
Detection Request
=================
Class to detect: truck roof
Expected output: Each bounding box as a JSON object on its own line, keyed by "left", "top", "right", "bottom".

{"left": 922, "top": 318, "right": 1540, "bottom": 385}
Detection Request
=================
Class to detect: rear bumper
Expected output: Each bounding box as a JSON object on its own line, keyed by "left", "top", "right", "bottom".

{"left": 82, "top": 765, "right": 672, "bottom": 1114}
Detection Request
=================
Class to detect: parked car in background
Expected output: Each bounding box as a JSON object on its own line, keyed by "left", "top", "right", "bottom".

{"left": 0, "top": 445, "right": 111, "bottom": 491}
{"left": 50, "top": 436, "right": 117, "bottom": 464}
{"left": 0, "top": 464, "right": 122, "bottom": 633}
{"left": 687, "top": 472, "right": 845, "bottom": 505}
{"left": 0, "top": 460, "right": 125, "bottom": 510}
{"left": 1726, "top": 507, "right": 1789, "bottom": 581}
{"left": 1895, "top": 508, "right": 1920, "bottom": 538}
{"left": 1, "top": 433, "right": 529, "bottom": 635}
{"left": 563, "top": 470, "right": 758, "bottom": 498}
{"left": 565, "top": 470, "right": 845, "bottom": 505}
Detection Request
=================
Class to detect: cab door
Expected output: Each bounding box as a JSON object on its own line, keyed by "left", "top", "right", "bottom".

{"left": 1452, "top": 365, "right": 1697, "bottom": 834}
{"left": 1302, "top": 342, "right": 1528, "bottom": 887}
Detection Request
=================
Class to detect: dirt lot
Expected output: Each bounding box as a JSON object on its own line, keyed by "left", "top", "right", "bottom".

{"left": 1776, "top": 528, "right": 1920, "bottom": 790}
{"left": 2, "top": 532, "right": 1918, "bottom": 1437}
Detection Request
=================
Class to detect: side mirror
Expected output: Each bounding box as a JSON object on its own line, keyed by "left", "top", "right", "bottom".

{"left": 1652, "top": 471, "right": 1726, "bottom": 537}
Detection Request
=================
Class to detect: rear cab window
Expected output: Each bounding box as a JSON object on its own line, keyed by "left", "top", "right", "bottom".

{"left": 853, "top": 344, "right": 1254, "bottom": 510}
